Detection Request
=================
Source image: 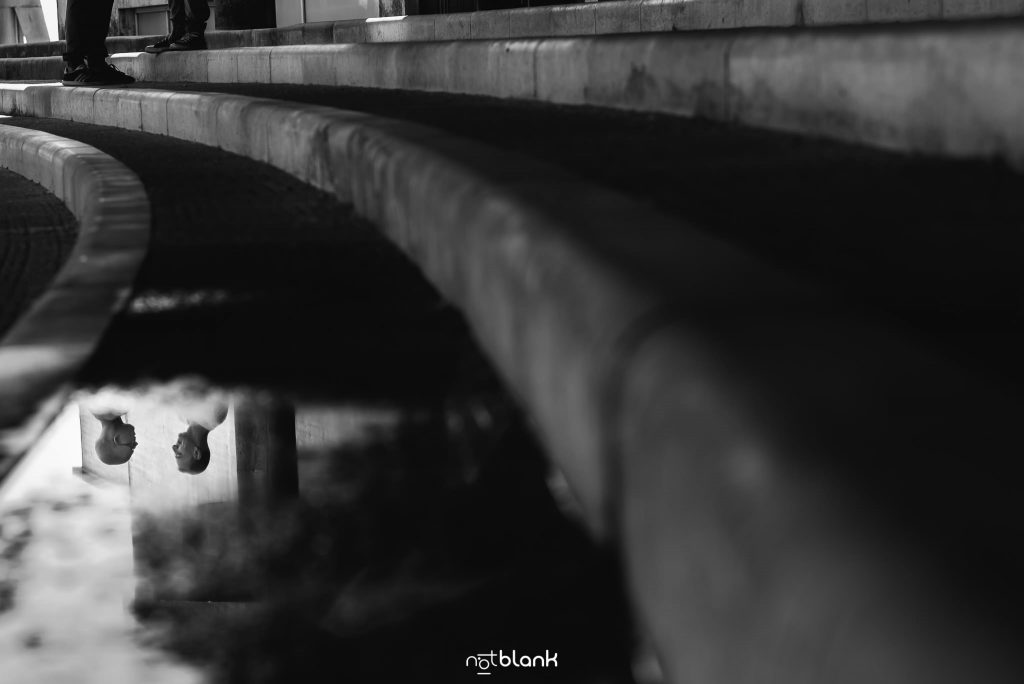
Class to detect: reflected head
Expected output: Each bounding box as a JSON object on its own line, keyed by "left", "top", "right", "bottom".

{"left": 173, "top": 431, "right": 211, "bottom": 474}
{"left": 95, "top": 422, "right": 137, "bottom": 465}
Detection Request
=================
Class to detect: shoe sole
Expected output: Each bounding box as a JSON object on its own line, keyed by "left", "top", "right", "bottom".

{"left": 144, "top": 46, "right": 172, "bottom": 54}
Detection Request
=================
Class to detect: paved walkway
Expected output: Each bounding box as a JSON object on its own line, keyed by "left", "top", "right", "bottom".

{"left": 0, "top": 168, "right": 76, "bottom": 338}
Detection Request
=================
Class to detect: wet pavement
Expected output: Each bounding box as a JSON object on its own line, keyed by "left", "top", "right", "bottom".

{"left": 0, "top": 167, "right": 77, "bottom": 338}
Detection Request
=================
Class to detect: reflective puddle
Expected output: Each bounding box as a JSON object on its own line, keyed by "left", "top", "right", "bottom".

{"left": 0, "top": 380, "right": 635, "bottom": 683}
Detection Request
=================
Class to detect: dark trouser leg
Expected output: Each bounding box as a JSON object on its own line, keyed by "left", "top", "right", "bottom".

{"left": 184, "top": 0, "right": 210, "bottom": 33}
{"left": 167, "top": 0, "right": 188, "bottom": 35}
{"left": 65, "top": 0, "right": 116, "bottom": 63}
{"left": 86, "top": 0, "right": 116, "bottom": 61}
{"left": 63, "top": 0, "right": 90, "bottom": 63}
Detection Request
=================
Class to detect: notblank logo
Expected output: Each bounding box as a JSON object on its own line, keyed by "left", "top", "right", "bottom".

{"left": 466, "top": 650, "right": 559, "bottom": 675}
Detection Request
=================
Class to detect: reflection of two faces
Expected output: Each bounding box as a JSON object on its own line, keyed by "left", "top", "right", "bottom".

{"left": 95, "top": 422, "right": 138, "bottom": 465}
{"left": 172, "top": 431, "right": 209, "bottom": 474}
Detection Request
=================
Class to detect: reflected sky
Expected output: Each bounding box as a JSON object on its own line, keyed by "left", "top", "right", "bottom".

{"left": 0, "top": 380, "right": 634, "bottom": 684}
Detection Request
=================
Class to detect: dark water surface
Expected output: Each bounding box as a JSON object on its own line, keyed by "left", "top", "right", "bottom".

{"left": 0, "top": 117, "right": 637, "bottom": 684}
{"left": 0, "top": 380, "right": 636, "bottom": 684}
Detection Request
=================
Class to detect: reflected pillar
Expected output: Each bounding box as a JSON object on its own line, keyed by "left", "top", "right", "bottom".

{"left": 234, "top": 399, "right": 298, "bottom": 510}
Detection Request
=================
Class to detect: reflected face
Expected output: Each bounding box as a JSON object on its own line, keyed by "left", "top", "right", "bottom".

{"left": 113, "top": 423, "right": 138, "bottom": 451}
{"left": 172, "top": 432, "right": 199, "bottom": 472}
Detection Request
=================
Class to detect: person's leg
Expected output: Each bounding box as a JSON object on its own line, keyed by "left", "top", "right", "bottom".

{"left": 145, "top": 0, "right": 187, "bottom": 53}
{"left": 62, "top": 0, "right": 91, "bottom": 65}
{"left": 167, "top": 0, "right": 209, "bottom": 50}
{"left": 62, "top": 0, "right": 133, "bottom": 85}
{"left": 146, "top": 0, "right": 187, "bottom": 52}
{"left": 183, "top": 0, "right": 210, "bottom": 34}
{"left": 166, "top": 0, "right": 189, "bottom": 37}
{"left": 83, "top": 0, "right": 117, "bottom": 65}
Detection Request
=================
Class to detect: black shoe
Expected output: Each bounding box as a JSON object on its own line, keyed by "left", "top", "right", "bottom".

{"left": 145, "top": 33, "right": 182, "bottom": 54}
{"left": 168, "top": 32, "right": 207, "bottom": 51}
{"left": 62, "top": 63, "right": 133, "bottom": 86}
{"left": 88, "top": 61, "right": 135, "bottom": 85}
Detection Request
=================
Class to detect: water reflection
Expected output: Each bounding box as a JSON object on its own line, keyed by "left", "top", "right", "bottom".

{"left": 7, "top": 380, "right": 632, "bottom": 684}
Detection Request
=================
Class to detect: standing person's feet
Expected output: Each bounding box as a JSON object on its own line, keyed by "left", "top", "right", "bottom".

{"left": 60, "top": 62, "right": 135, "bottom": 86}
{"left": 168, "top": 32, "right": 207, "bottom": 51}
{"left": 89, "top": 61, "right": 135, "bottom": 85}
{"left": 145, "top": 33, "right": 183, "bottom": 54}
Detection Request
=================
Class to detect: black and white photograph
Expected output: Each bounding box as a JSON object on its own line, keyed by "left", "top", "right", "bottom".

{"left": 0, "top": 1, "right": 1022, "bottom": 682}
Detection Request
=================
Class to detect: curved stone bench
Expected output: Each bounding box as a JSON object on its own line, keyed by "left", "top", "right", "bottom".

{"left": 0, "top": 123, "right": 150, "bottom": 470}
{"left": 97, "top": 21, "right": 1024, "bottom": 168}
{"left": 4, "top": 21, "right": 1024, "bottom": 167}
{"left": 1, "top": 84, "right": 1021, "bottom": 684}
{"left": 2, "top": 0, "right": 1024, "bottom": 61}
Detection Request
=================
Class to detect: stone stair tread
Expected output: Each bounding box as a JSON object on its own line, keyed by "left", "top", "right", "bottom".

{"left": 4, "top": 0, "right": 1024, "bottom": 61}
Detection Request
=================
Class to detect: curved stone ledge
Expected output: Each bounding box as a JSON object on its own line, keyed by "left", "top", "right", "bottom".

{"left": 2, "top": 84, "right": 1021, "bottom": 683}
{"left": 105, "top": 21, "right": 1024, "bottom": 167}
{"left": 4, "top": 22, "right": 1024, "bottom": 166}
{"left": 0, "top": 123, "right": 150, "bottom": 470}
{"left": 2, "top": 0, "right": 1024, "bottom": 60}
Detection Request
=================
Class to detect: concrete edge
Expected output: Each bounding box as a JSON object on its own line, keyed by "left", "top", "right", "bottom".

{"left": 2, "top": 0, "right": 1024, "bottom": 59}
{"left": 3, "top": 84, "right": 1023, "bottom": 683}
{"left": 85, "top": 21, "right": 1024, "bottom": 168}
{"left": 0, "top": 120, "right": 150, "bottom": 471}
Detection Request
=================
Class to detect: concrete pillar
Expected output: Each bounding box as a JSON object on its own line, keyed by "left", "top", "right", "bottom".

{"left": 0, "top": 8, "right": 18, "bottom": 44}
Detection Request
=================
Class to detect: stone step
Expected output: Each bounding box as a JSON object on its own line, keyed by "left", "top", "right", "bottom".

{"left": 2, "top": 21, "right": 1016, "bottom": 166}
{"left": 2, "top": 82, "right": 1021, "bottom": 684}
{"left": 2, "top": 0, "right": 1023, "bottom": 59}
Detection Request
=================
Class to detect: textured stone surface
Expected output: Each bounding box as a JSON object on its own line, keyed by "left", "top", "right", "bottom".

{"left": 1, "top": 0, "right": 1024, "bottom": 65}
{"left": 943, "top": 0, "right": 1024, "bottom": 16}
{"left": 15, "top": 21, "right": 1015, "bottom": 168}
{"left": 802, "top": 0, "right": 867, "bottom": 24}
{"left": 434, "top": 12, "right": 472, "bottom": 40}
{"left": 471, "top": 9, "right": 511, "bottom": 39}
{"left": 550, "top": 4, "right": 598, "bottom": 35}
{"left": 866, "top": 0, "right": 942, "bottom": 20}
{"left": 726, "top": 26, "right": 1024, "bottom": 164}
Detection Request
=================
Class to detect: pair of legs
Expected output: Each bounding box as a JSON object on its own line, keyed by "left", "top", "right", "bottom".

{"left": 62, "top": 0, "right": 134, "bottom": 84}
{"left": 145, "top": 0, "right": 210, "bottom": 52}
{"left": 168, "top": 0, "right": 210, "bottom": 38}
{"left": 63, "top": 0, "right": 116, "bottom": 65}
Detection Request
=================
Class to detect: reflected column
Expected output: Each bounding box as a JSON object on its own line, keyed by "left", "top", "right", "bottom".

{"left": 234, "top": 398, "right": 299, "bottom": 510}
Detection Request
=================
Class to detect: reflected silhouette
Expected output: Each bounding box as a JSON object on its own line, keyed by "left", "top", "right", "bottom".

{"left": 172, "top": 397, "right": 229, "bottom": 475}
{"left": 90, "top": 412, "right": 138, "bottom": 466}
{"left": 172, "top": 426, "right": 211, "bottom": 474}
